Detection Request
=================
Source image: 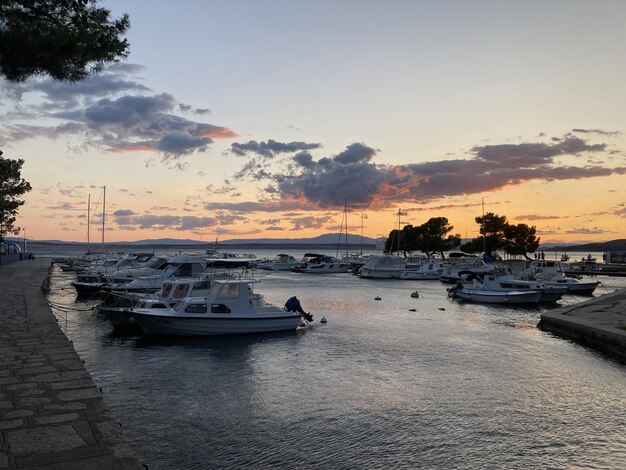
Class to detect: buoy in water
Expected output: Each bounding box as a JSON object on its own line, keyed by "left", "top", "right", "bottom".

{"left": 375, "top": 296, "right": 381, "bottom": 300}
{"left": 438, "top": 307, "right": 445, "bottom": 311}
{"left": 410, "top": 291, "right": 419, "bottom": 298}
{"left": 320, "top": 316, "right": 327, "bottom": 323}
{"left": 409, "top": 308, "right": 416, "bottom": 312}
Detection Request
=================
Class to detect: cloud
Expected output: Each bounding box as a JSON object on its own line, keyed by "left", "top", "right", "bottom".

{"left": 564, "top": 227, "right": 612, "bottom": 235}
{"left": 0, "top": 64, "right": 237, "bottom": 162}
{"left": 289, "top": 215, "right": 334, "bottom": 231}
{"left": 113, "top": 209, "right": 135, "bottom": 216}
{"left": 571, "top": 128, "right": 621, "bottom": 137}
{"left": 46, "top": 202, "right": 80, "bottom": 211}
{"left": 111, "top": 211, "right": 246, "bottom": 231}
{"left": 179, "top": 216, "right": 218, "bottom": 230}
{"left": 613, "top": 203, "right": 626, "bottom": 218}
{"left": 204, "top": 200, "right": 316, "bottom": 212}
{"left": 514, "top": 214, "right": 567, "bottom": 221}
{"left": 230, "top": 139, "right": 321, "bottom": 158}
{"left": 233, "top": 135, "right": 624, "bottom": 210}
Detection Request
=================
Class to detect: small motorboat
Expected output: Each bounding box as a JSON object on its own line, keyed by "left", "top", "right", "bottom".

{"left": 257, "top": 253, "right": 299, "bottom": 271}
{"left": 131, "top": 279, "right": 308, "bottom": 336}
{"left": 99, "top": 276, "right": 215, "bottom": 328}
{"left": 539, "top": 275, "right": 600, "bottom": 296}
{"left": 448, "top": 281, "right": 542, "bottom": 305}
{"left": 291, "top": 253, "right": 351, "bottom": 274}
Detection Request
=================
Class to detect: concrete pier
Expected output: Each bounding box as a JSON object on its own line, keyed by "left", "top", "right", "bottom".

{"left": 0, "top": 259, "right": 143, "bottom": 470}
{"left": 538, "top": 288, "right": 626, "bottom": 364}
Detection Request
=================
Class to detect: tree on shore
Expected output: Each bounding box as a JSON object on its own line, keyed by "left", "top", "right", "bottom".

{"left": 0, "top": 0, "right": 130, "bottom": 82}
{"left": 0, "top": 1, "right": 130, "bottom": 243}
{"left": 460, "top": 212, "right": 540, "bottom": 259}
{"left": 0, "top": 151, "right": 32, "bottom": 244}
{"left": 384, "top": 217, "right": 462, "bottom": 258}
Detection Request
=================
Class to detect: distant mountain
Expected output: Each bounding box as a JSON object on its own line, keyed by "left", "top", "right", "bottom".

{"left": 220, "top": 233, "right": 378, "bottom": 246}
{"left": 540, "top": 239, "right": 626, "bottom": 252}
{"left": 554, "top": 239, "right": 626, "bottom": 252}
{"left": 15, "top": 233, "right": 381, "bottom": 247}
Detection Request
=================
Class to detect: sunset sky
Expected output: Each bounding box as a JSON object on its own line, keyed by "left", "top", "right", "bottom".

{"left": 1, "top": 0, "right": 625, "bottom": 244}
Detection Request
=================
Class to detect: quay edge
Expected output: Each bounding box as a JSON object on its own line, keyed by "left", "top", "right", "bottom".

{"left": 0, "top": 258, "right": 144, "bottom": 470}
{"left": 538, "top": 288, "right": 626, "bottom": 364}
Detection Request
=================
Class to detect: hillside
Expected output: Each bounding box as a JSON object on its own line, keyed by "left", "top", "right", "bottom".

{"left": 546, "top": 239, "right": 626, "bottom": 252}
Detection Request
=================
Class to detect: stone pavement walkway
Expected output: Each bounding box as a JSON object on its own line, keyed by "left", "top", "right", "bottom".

{"left": 539, "top": 288, "right": 626, "bottom": 363}
{"left": 0, "top": 259, "right": 144, "bottom": 470}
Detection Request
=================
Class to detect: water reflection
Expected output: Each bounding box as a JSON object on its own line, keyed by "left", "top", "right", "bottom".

{"left": 46, "top": 263, "right": 626, "bottom": 470}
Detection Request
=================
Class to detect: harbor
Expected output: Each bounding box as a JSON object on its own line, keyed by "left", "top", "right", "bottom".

{"left": 539, "top": 289, "right": 626, "bottom": 363}
{"left": 0, "top": 259, "right": 143, "bottom": 470}
{"left": 2, "top": 249, "right": 624, "bottom": 469}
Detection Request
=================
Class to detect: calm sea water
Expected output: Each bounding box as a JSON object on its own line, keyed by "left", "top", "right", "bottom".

{"left": 44, "top": 247, "right": 626, "bottom": 469}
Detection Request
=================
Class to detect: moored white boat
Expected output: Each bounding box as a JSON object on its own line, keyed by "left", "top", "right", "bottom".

{"left": 359, "top": 255, "right": 444, "bottom": 280}
{"left": 100, "top": 276, "right": 215, "bottom": 328}
{"left": 131, "top": 279, "right": 307, "bottom": 336}
{"left": 291, "top": 253, "right": 351, "bottom": 274}
{"left": 257, "top": 253, "right": 299, "bottom": 271}
{"left": 400, "top": 257, "right": 445, "bottom": 280}
{"left": 470, "top": 268, "right": 567, "bottom": 303}
{"left": 449, "top": 283, "right": 542, "bottom": 304}
{"left": 440, "top": 256, "right": 493, "bottom": 283}
{"left": 523, "top": 260, "right": 600, "bottom": 296}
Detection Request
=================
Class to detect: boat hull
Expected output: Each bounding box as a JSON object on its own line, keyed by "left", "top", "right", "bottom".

{"left": 453, "top": 289, "right": 542, "bottom": 304}
{"left": 132, "top": 313, "right": 302, "bottom": 336}
{"left": 292, "top": 264, "right": 351, "bottom": 274}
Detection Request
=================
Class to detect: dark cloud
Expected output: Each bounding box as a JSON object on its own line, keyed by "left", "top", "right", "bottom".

{"left": 613, "top": 203, "right": 626, "bottom": 218}
{"left": 0, "top": 64, "right": 237, "bottom": 162}
{"left": 289, "top": 215, "right": 333, "bottom": 231}
{"left": 334, "top": 142, "right": 377, "bottom": 164}
{"left": 0, "top": 63, "right": 149, "bottom": 105}
{"left": 571, "top": 128, "right": 621, "bottom": 137}
{"left": 230, "top": 139, "right": 321, "bottom": 158}
{"left": 292, "top": 151, "right": 315, "bottom": 168}
{"left": 113, "top": 209, "right": 135, "bottom": 216}
{"left": 46, "top": 202, "right": 80, "bottom": 210}
{"left": 179, "top": 216, "right": 218, "bottom": 230}
{"left": 231, "top": 135, "right": 624, "bottom": 211}
{"left": 111, "top": 211, "right": 246, "bottom": 232}
{"left": 204, "top": 200, "right": 315, "bottom": 213}
{"left": 471, "top": 136, "right": 606, "bottom": 165}
{"left": 514, "top": 214, "right": 566, "bottom": 221}
{"left": 564, "top": 227, "right": 611, "bottom": 234}
{"left": 259, "top": 218, "right": 281, "bottom": 225}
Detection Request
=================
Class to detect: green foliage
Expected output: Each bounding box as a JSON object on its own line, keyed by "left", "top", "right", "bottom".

{"left": 0, "top": 151, "right": 32, "bottom": 243}
{"left": 0, "top": 0, "right": 130, "bottom": 82}
{"left": 384, "top": 217, "right": 461, "bottom": 258}
{"left": 503, "top": 223, "right": 540, "bottom": 258}
{"left": 460, "top": 212, "right": 540, "bottom": 259}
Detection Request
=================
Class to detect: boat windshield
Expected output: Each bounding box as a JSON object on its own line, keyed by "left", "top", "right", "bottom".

{"left": 173, "top": 284, "right": 190, "bottom": 299}
{"left": 146, "top": 257, "right": 167, "bottom": 269}
{"left": 160, "top": 283, "right": 173, "bottom": 297}
{"left": 208, "top": 282, "right": 240, "bottom": 300}
{"left": 191, "top": 280, "right": 210, "bottom": 293}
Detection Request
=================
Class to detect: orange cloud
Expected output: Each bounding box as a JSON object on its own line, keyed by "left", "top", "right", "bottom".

{"left": 197, "top": 127, "right": 238, "bottom": 139}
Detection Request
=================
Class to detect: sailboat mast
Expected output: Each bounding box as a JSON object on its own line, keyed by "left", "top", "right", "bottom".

{"left": 102, "top": 186, "right": 106, "bottom": 249}
{"left": 344, "top": 198, "right": 348, "bottom": 258}
{"left": 360, "top": 213, "right": 364, "bottom": 257}
{"left": 397, "top": 208, "right": 401, "bottom": 255}
{"left": 482, "top": 197, "right": 486, "bottom": 255}
{"left": 87, "top": 194, "right": 90, "bottom": 252}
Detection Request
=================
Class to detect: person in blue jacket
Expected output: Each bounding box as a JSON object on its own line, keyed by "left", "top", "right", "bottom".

{"left": 285, "top": 296, "right": 305, "bottom": 313}
{"left": 285, "top": 296, "right": 313, "bottom": 322}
